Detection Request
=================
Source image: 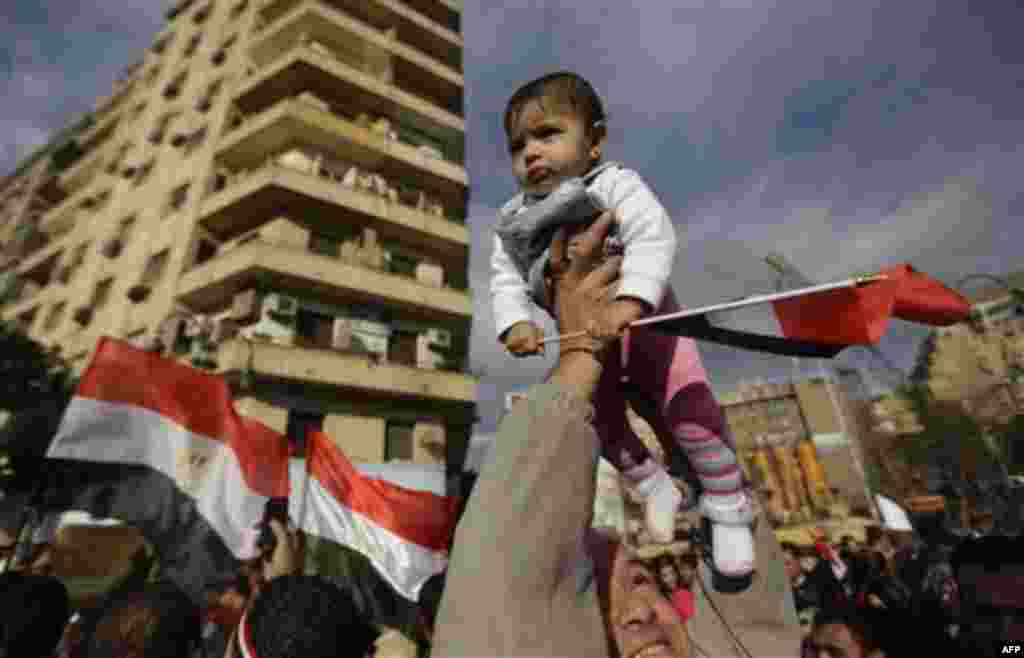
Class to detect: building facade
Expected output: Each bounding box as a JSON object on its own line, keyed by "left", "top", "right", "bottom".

{"left": 0, "top": 0, "right": 473, "bottom": 481}
{"left": 718, "top": 377, "right": 874, "bottom": 523}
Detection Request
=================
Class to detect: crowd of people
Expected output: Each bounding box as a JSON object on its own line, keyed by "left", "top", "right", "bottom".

{"left": 3, "top": 72, "right": 1023, "bottom": 657}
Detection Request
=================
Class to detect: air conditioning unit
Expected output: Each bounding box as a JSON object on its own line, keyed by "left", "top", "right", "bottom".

{"left": 332, "top": 317, "right": 352, "bottom": 350}
{"left": 184, "top": 315, "right": 206, "bottom": 338}
{"left": 189, "top": 337, "right": 217, "bottom": 370}
{"left": 431, "top": 329, "right": 452, "bottom": 348}
{"left": 101, "top": 237, "right": 123, "bottom": 259}
{"left": 126, "top": 283, "right": 152, "bottom": 303}
{"left": 232, "top": 289, "right": 261, "bottom": 325}
{"left": 267, "top": 293, "right": 297, "bottom": 317}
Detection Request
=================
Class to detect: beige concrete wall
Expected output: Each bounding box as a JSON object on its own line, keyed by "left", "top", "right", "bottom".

{"left": 235, "top": 396, "right": 289, "bottom": 434}
{"left": 412, "top": 418, "right": 445, "bottom": 464}
{"left": 324, "top": 412, "right": 385, "bottom": 462}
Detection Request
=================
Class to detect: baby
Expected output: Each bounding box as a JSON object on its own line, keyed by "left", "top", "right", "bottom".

{"left": 491, "top": 71, "right": 757, "bottom": 591}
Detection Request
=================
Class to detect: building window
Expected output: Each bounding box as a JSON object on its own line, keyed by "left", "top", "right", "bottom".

{"left": 152, "top": 31, "right": 174, "bottom": 54}
{"left": 286, "top": 410, "right": 324, "bottom": 453}
{"left": 197, "top": 78, "right": 224, "bottom": 112}
{"left": 133, "top": 101, "right": 148, "bottom": 120}
{"left": 93, "top": 278, "right": 114, "bottom": 310}
{"left": 212, "top": 35, "right": 237, "bottom": 66}
{"left": 385, "top": 420, "right": 414, "bottom": 461}
{"left": 163, "top": 70, "right": 188, "bottom": 99}
{"left": 133, "top": 158, "right": 156, "bottom": 186}
{"left": 140, "top": 250, "right": 170, "bottom": 287}
{"left": 44, "top": 301, "right": 66, "bottom": 331}
{"left": 184, "top": 33, "right": 202, "bottom": 57}
{"left": 229, "top": 0, "right": 248, "bottom": 18}
{"left": 167, "top": 183, "right": 191, "bottom": 214}
{"left": 182, "top": 125, "right": 207, "bottom": 156}
{"left": 193, "top": 2, "right": 211, "bottom": 24}
{"left": 195, "top": 238, "right": 218, "bottom": 265}
{"left": 149, "top": 111, "right": 179, "bottom": 144}
{"left": 295, "top": 308, "right": 334, "bottom": 349}
{"left": 309, "top": 233, "right": 341, "bottom": 259}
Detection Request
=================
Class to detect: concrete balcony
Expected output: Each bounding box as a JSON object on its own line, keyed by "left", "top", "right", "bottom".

{"left": 251, "top": 0, "right": 462, "bottom": 116}
{"left": 55, "top": 147, "right": 109, "bottom": 196}
{"left": 258, "top": 0, "right": 461, "bottom": 72}
{"left": 220, "top": 98, "right": 467, "bottom": 210}
{"left": 177, "top": 239, "right": 472, "bottom": 321}
{"left": 236, "top": 42, "right": 463, "bottom": 153}
{"left": 199, "top": 162, "right": 467, "bottom": 256}
{"left": 217, "top": 338, "right": 476, "bottom": 403}
{"left": 37, "top": 184, "right": 104, "bottom": 238}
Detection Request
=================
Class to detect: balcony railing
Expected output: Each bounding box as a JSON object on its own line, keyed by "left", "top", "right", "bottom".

{"left": 177, "top": 239, "right": 471, "bottom": 320}
{"left": 216, "top": 337, "right": 476, "bottom": 403}
{"left": 223, "top": 96, "right": 466, "bottom": 206}
{"left": 250, "top": 0, "right": 462, "bottom": 116}
{"left": 215, "top": 152, "right": 463, "bottom": 224}
{"left": 255, "top": 0, "right": 461, "bottom": 74}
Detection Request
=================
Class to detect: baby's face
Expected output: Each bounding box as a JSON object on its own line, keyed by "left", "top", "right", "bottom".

{"left": 507, "top": 99, "right": 595, "bottom": 197}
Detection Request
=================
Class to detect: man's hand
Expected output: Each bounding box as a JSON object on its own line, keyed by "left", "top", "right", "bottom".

{"left": 549, "top": 210, "right": 622, "bottom": 346}
{"left": 502, "top": 321, "right": 545, "bottom": 357}
{"left": 588, "top": 298, "right": 648, "bottom": 341}
{"left": 262, "top": 519, "right": 302, "bottom": 581}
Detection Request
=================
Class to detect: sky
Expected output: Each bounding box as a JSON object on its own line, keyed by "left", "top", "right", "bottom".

{"left": 2, "top": 1, "right": 1023, "bottom": 442}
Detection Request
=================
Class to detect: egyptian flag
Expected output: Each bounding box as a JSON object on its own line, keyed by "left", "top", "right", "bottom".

{"left": 43, "top": 338, "right": 290, "bottom": 604}
{"left": 638, "top": 264, "right": 971, "bottom": 357}
{"left": 291, "top": 430, "right": 455, "bottom": 630}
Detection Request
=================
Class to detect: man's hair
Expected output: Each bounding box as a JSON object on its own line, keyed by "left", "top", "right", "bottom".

{"left": 81, "top": 582, "right": 201, "bottom": 658}
{"left": 246, "top": 575, "right": 378, "bottom": 658}
{"left": 812, "top": 605, "right": 880, "bottom": 652}
{"left": 504, "top": 71, "right": 606, "bottom": 140}
{"left": 0, "top": 572, "right": 70, "bottom": 658}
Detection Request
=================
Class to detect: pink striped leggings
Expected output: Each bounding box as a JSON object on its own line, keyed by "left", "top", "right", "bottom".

{"left": 594, "top": 290, "right": 743, "bottom": 498}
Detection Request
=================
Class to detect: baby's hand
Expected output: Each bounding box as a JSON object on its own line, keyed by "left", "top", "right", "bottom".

{"left": 502, "top": 321, "right": 545, "bottom": 357}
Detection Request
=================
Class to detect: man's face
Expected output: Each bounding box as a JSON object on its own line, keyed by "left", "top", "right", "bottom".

{"left": 607, "top": 549, "right": 689, "bottom": 658}
{"left": 809, "top": 623, "right": 869, "bottom": 658}
{"left": 507, "top": 99, "right": 599, "bottom": 197}
{"left": 783, "top": 551, "right": 802, "bottom": 583}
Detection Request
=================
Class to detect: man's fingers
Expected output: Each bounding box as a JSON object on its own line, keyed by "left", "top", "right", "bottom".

{"left": 577, "top": 210, "right": 616, "bottom": 256}
{"left": 549, "top": 226, "right": 569, "bottom": 273}
{"left": 583, "top": 255, "right": 623, "bottom": 290}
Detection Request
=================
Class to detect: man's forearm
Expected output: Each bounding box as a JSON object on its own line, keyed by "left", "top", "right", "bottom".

{"left": 548, "top": 350, "right": 605, "bottom": 399}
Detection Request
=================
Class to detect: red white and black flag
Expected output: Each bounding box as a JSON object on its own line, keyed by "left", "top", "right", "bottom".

{"left": 43, "top": 338, "right": 291, "bottom": 603}
{"left": 634, "top": 264, "right": 971, "bottom": 357}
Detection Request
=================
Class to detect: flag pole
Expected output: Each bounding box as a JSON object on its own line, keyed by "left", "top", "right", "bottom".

{"left": 538, "top": 275, "right": 889, "bottom": 345}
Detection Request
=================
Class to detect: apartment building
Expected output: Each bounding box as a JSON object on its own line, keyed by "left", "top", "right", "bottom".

{"left": 0, "top": 0, "right": 473, "bottom": 480}
{"left": 718, "top": 377, "right": 874, "bottom": 522}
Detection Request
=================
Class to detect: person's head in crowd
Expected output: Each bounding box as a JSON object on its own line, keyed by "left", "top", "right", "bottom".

{"left": 953, "top": 534, "right": 1024, "bottom": 647}
{"left": 971, "top": 510, "right": 995, "bottom": 535}
{"left": 808, "top": 605, "right": 885, "bottom": 658}
{"left": 674, "top": 554, "right": 698, "bottom": 587}
{"left": 590, "top": 535, "right": 690, "bottom": 658}
{"left": 780, "top": 543, "right": 803, "bottom": 584}
{"left": 656, "top": 556, "right": 681, "bottom": 592}
{"left": 236, "top": 574, "right": 378, "bottom": 658}
{"left": 0, "top": 572, "right": 70, "bottom": 658}
{"left": 80, "top": 581, "right": 202, "bottom": 658}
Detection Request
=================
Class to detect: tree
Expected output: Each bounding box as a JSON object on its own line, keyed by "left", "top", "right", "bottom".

{"left": 0, "top": 322, "right": 76, "bottom": 495}
{"left": 0, "top": 322, "right": 73, "bottom": 414}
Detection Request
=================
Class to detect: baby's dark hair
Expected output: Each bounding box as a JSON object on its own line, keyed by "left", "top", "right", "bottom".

{"left": 504, "top": 71, "right": 606, "bottom": 140}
